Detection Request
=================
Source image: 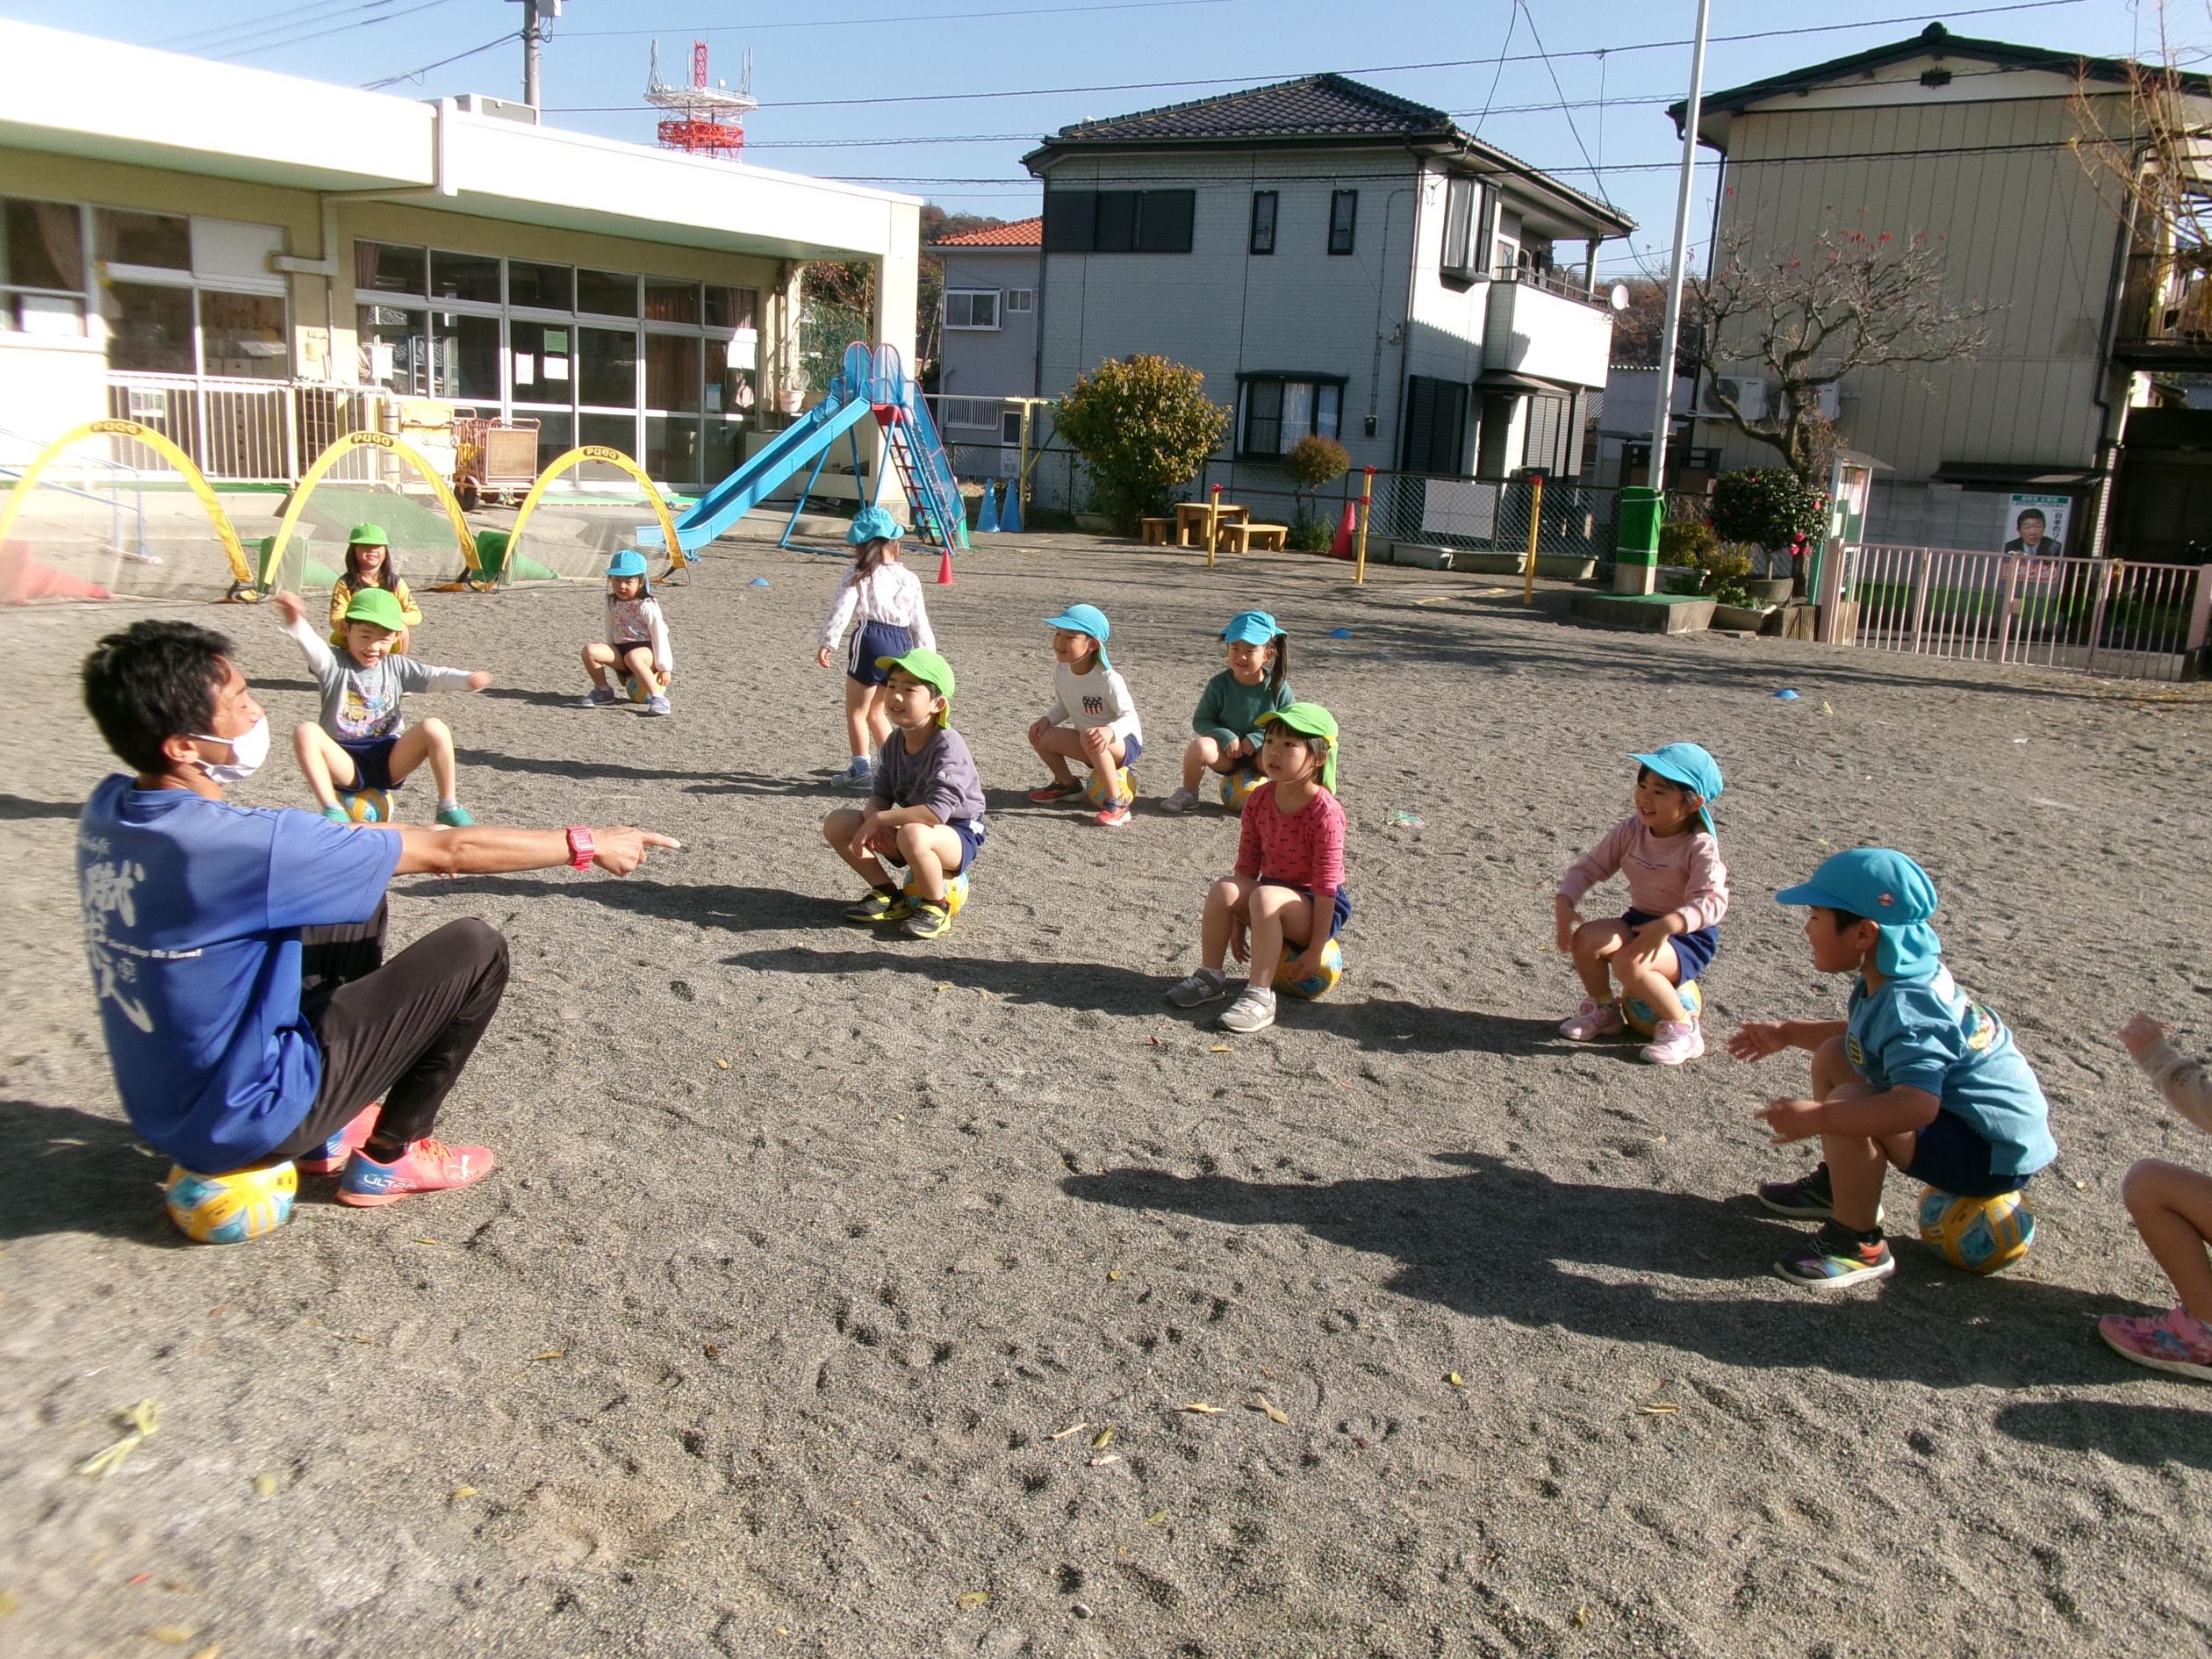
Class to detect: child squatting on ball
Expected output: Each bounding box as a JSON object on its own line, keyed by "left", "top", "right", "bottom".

{"left": 1555, "top": 743, "right": 1728, "bottom": 1066}
{"left": 1165, "top": 702, "right": 1348, "bottom": 1036}
{"left": 276, "top": 587, "right": 489, "bottom": 827}
{"left": 1160, "top": 609, "right": 1295, "bottom": 815}
{"left": 2101, "top": 1012, "right": 2212, "bottom": 1381}
{"left": 822, "top": 648, "right": 986, "bottom": 942}
{"left": 578, "top": 549, "right": 675, "bottom": 715}
{"left": 1027, "top": 603, "right": 1145, "bottom": 828}
{"left": 1729, "top": 848, "right": 2057, "bottom": 1289}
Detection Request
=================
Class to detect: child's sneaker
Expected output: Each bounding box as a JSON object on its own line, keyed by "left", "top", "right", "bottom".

{"left": 2099, "top": 1306, "right": 2212, "bottom": 1382}
{"left": 1773, "top": 1221, "right": 1894, "bottom": 1289}
{"left": 1757, "top": 1162, "right": 1837, "bottom": 1218}
{"left": 1558, "top": 998, "right": 1625, "bottom": 1041}
{"left": 336, "top": 1137, "right": 496, "bottom": 1207}
{"left": 320, "top": 803, "right": 350, "bottom": 824}
{"left": 1160, "top": 786, "right": 1199, "bottom": 814}
{"left": 296, "top": 1105, "right": 379, "bottom": 1175}
{"left": 1094, "top": 800, "right": 1132, "bottom": 828}
{"left": 1640, "top": 1018, "right": 1705, "bottom": 1066}
{"left": 1217, "top": 987, "right": 1276, "bottom": 1033}
{"left": 578, "top": 686, "right": 617, "bottom": 707}
{"left": 1165, "top": 967, "right": 1231, "bottom": 1007}
{"left": 843, "top": 887, "right": 910, "bottom": 924}
{"left": 1028, "top": 778, "right": 1084, "bottom": 803}
{"left": 903, "top": 897, "right": 952, "bottom": 939}
{"left": 844, "top": 756, "right": 874, "bottom": 786}
{"left": 644, "top": 693, "right": 672, "bottom": 716}
{"left": 435, "top": 803, "right": 475, "bottom": 828}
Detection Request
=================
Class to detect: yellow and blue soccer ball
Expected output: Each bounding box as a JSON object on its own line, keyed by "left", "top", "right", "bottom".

{"left": 1085, "top": 766, "right": 1136, "bottom": 808}
{"left": 1917, "top": 1186, "right": 2036, "bottom": 1275}
{"left": 339, "top": 786, "right": 392, "bottom": 823}
{"left": 1623, "top": 979, "right": 1702, "bottom": 1037}
{"left": 162, "top": 1160, "right": 298, "bottom": 1245}
{"left": 901, "top": 869, "right": 971, "bottom": 917}
{"left": 1277, "top": 937, "right": 1346, "bottom": 1000}
{"left": 621, "top": 668, "right": 669, "bottom": 705}
{"left": 1218, "top": 766, "right": 1265, "bottom": 810}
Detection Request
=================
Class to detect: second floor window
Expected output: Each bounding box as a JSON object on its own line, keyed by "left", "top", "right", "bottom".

{"left": 1005, "top": 288, "right": 1034, "bottom": 312}
{"left": 944, "top": 290, "right": 1000, "bottom": 330}
{"left": 1043, "top": 189, "right": 1196, "bottom": 254}
{"left": 1440, "top": 176, "right": 1486, "bottom": 281}
{"left": 1250, "top": 190, "right": 1278, "bottom": 255}
{"left": 1328, "top": 190, "right": 1358, "bottom": 256}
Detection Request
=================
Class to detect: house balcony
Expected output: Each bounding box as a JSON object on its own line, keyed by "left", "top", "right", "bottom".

{"left": 1482, "top": 269, "right": 1613, "bottom": 391}
{"left": 2114, "top": 248, "right": 2212, "bottom": 368}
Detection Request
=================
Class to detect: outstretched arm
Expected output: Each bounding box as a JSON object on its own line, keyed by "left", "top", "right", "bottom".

{"left": 385, "top": 822, "right": 679, "bottom": 879}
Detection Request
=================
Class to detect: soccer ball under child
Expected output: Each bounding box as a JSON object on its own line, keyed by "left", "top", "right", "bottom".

{"left": 1217, "top": 766, "right": 1265, "bottom": 810}
{"left": 1917, "top": 1186, "right": 2036, "bottom": 1275}
{"left": 340, "top": 786, "right": 392, "bottom": 823}
{"left": 1085, "top": 766, "right": 1136, "bottom": 808}
{"left": 162, "top": 1160, "right": 298, "bottom": 1245}
{"left": 1623, "top": 979, "right": 1703, "bottom": 1037}
{"left": 901, "top": 869, "right": 971, "bottom": 917}
{"left": 622, "top": 668, "right": 670, "bottom": 705}
{"left": 1277, "top": 937, "right": 1346, "bottom": 1000}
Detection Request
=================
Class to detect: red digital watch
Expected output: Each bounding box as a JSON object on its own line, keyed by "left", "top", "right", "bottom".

{"left": 565, "top": 826, "right": 594, "bottom": 871}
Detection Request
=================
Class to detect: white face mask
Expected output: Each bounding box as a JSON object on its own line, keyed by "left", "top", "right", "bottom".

{"left": 190, "top": 714, "right": 269, "bottom": 784}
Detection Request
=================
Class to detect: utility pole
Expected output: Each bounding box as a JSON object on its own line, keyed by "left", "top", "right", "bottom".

{"left": 510, "top": 0, "right": 560, "bottom": 107}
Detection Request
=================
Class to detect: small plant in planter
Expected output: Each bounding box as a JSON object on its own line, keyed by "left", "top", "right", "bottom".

{"left": 1664, "top": 541, "right": 1757, "bottom": 609}
{"left": 1657, "top": 518, "right": 1719, "bottom": 566}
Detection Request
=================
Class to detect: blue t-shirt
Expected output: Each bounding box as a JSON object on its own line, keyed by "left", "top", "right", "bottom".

{"left": 1845, "top": 967, "right": 2058, "bottom": 1178}
{"left": 76, "top": 776, "right": 402, "bottom": 1171}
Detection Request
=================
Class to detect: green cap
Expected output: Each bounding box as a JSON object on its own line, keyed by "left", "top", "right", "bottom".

{"left": 876, "top": 646, "right": 957, "bottom": 726}
{"left": 347, "top": 524, "right": 389, "bottom": 547}
{"left": 1258, "top": 701, "right": 1339, "bottom": 792}
{"left": 342, "top": 586, "right": 406, "bottom": 631}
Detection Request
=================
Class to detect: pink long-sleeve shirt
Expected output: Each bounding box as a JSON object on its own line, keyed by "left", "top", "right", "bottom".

{"left": 1235, "top": 781, "right": 1345, "bottom": 897}
{"left": 1557, "top": 817, "right": 1729, "bottom": 931}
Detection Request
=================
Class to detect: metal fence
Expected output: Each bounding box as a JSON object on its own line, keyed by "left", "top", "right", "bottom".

{"left": 104, "top": 375, "right": 396, "bottom": 485}
{"left": 1835, "top": 543, "right": 2210, "bottom": 682}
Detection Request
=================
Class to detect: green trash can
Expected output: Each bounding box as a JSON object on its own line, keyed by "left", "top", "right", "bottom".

{"left": 1615, "top": 486, "right": 1663, "bottom": 594}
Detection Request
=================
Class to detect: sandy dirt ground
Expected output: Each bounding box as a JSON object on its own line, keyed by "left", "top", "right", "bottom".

{"left": 3, "top": 534, "right": 2210, "bottom": 1659}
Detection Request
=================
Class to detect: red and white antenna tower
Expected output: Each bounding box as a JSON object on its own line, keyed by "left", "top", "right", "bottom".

{"left": 645, "top": 40, "right": 756, "bottom": 160}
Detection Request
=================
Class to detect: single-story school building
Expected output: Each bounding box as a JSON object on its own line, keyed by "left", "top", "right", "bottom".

{"left": 0, "top": 20, "right": 921, "bottom": 494}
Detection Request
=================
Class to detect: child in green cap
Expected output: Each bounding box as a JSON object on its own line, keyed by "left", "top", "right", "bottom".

{"left": 1165, "top": 702, "right": 1347, "bottom": 1034}
{"left": 275, "top": 586, "right": 490, "bottom": 827}
{"left": 326, "top": 524, "right": 422, "bottom": 656}
{"left": 822, "top": 647, "right": 985, "bottom": 941}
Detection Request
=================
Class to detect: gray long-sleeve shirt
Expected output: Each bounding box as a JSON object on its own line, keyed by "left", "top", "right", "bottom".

{"left": 284, "top": 613, "right": 474, "bottom": 743}
{"left": 872, "top": 725, "right": 986, "bottom": 826}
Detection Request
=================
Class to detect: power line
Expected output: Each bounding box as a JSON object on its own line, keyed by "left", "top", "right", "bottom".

{"left": 362, "top": 27, "right": 518, "bottom": 90}
{"left": 213, "top": 0, "right": 465, "bottom": 61}
{"left": 157, "top": 0, "right": 370, "bottom": 52}
{"left": 569, "top": 0, "right": 1244, "bottom": 35}
{"left": 539, "top": 1, "right": 2094, "bottom": 114}
{"left": 1513, "top": 0, "right": 1610, "bottom": 206}
{"left": 1468, "top": 2, "right": 1519, "bottom": 139}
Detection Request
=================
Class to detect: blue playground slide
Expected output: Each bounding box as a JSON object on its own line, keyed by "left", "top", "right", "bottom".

{"left": 635, "top": 341, "right": 967, "bottom": 559}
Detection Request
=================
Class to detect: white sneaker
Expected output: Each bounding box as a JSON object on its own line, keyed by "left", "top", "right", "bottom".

{"left": 1640, "top": 1018, "right": 1706, "bottom": 1066}
{"left": 1160, "top": 786, "right": 1200, "bottom": 814}
{"left": 1165, "top": 967, "right": 1230, "bottom": 1007}
{"left": 1217, "top": 987, "right": 1277, "bottom": 1033}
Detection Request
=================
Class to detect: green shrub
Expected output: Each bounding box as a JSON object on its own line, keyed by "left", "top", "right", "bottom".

{"left": 1663, "top": 540, "right": 1757, "bottom": 608}
{"left": 1658, "top": 518, "right": 1719, "bottom": 564}
{"left": 1052, "top": 356, "right": 1230, "bottom": 532}
{"left": 1712, "top": 468, "right": 1828, "bottom": 553}
{"left": 1288, "top": 516, "right": 1334, "bottom": 553}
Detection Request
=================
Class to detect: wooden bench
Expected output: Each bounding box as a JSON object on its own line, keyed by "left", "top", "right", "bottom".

{"left": 1139, "top": 516, "right": 1174, "bottom": 546}
{"left": 1221, "top": 521, "right": 1288, "bottom": 554}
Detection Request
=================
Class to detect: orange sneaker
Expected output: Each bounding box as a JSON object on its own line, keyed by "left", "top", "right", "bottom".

{"left": 296, "top": 1105, "right": 379, "bottom": 1175}
{"left": 336, "top": 1137, "right": 497, "bottom": 1207}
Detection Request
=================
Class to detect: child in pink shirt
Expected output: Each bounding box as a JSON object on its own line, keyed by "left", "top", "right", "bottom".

{"left": 1553, "top": 743, "right": 1728, "bottom": 1066}
{"left": 1165, "top": 703, "right": 1347, "bottom": 1036}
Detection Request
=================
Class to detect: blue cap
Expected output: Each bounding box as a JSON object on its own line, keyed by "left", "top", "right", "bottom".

{"left": 1222, "top": 609, "right": 1281, "bottom": 645}
{"left": 1046, "top": 602, "right": 1112, "bottom": 666}
{"left": 607, "top": 549, "right": 647, "bottom": 579}
{"left": 1631, "top": 743, "right": 1724, "bottom": 833}
{"left": 1777, "top": 848, "right": 1943, "bottom": 980}
{"left": 848, "top": 505, "right": 905, "bottom": 544}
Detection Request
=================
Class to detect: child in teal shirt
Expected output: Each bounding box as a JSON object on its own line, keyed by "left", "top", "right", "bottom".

{"left": 1161, "top": 610, "right": 1295, "bottom": 814}
{"left": 1728, "top": 848, "right": 2057, "bottom": 1289}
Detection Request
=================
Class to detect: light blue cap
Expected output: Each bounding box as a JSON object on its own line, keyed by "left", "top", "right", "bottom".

{"left": 1777, "top": 848, "right": 1943, "bottom": 980}
{"left": 848, "top": 505, "right": 905, "bottom": 544}
{"left": 1631, "top": 743, "right": 1723, "bottom": 833}
{"left": 607, "top": 549, "right": 648, "bottom": 578}
{"left": 1046, "top": 602, "right": 1112, "bottom": 666}
{"left": 1222, "top": 609, "right": 1281, "bottom": 645}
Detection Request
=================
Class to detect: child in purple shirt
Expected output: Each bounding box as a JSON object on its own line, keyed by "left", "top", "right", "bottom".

{"left": 1553, "top": 743, "right": 1729, "bottom": 1066}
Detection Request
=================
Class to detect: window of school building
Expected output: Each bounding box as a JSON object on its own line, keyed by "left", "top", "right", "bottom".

{"left": 355, "top": 240, "right": 759, "bottom": 480}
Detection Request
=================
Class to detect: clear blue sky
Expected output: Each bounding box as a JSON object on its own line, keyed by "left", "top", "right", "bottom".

{"left": 1, "top": 0, "right": 2177, "bottom": 273}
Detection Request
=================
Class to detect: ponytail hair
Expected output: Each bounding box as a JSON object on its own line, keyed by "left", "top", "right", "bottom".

{"left": 850, "top": 537, "right": 894, "bottom": 582}
{"left": 1267, "top": 632, "right": 1289, "bottom": 693}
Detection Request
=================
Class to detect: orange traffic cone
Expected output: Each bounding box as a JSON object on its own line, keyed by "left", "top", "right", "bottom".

{"left": 1330, "top": 501, "right": 1356, "bottom": 557}
{"left": 0, "top": 540, "right": 112, "bottom": 604}
{"left": 936, "top": 544, "right": 955, "bottom": 586}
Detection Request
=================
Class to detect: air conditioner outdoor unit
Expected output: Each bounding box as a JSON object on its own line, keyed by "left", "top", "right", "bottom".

{"left": 1697, "top": 374, "right": 1768, "bottom": 420}
{"left": 1778, "top": 384, "right": 1843, "bottom": 421}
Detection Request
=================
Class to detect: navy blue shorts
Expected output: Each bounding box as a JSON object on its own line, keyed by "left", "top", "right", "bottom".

{"left": 1906, "top": 1111, "right": 2035, "bottom": 1197}
{"left": 887, "top": 817, "right": 985, "bottom": 876}
{"left": 1624, "top": 907, "right": 1717, "bottom": 984}
{"left": 1260, "top": 880, "right": 1352, "bottom": 940}
{"left": 340, "top": 736, "right": 400, "bottom": 793}
{"left": 848, "top": 620, "right": 913, "bottom": 685}
{"left": 1117, "top": 732, "right": 1145, "bottom": 767}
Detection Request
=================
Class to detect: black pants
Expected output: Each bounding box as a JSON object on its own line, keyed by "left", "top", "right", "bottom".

{"left": 268, "top": 904, "right": 511, "bottom": 1160}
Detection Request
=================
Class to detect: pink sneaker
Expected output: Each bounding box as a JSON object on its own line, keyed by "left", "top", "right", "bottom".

{"left": 2099, "top": 1306, "right": 2212, "bottom": 1382}
{"left": 297, "top": 1104, "right": 379, "bottom": 1175}
{"left": 1558, "top": 998, "right": 1625, "bottom": 1041}
{"left": 337, "top": 1137, "right": 497, "bottom": 1207}
{"left": 1640, "top": 1018, "right": 1706, "bottom": 1066}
